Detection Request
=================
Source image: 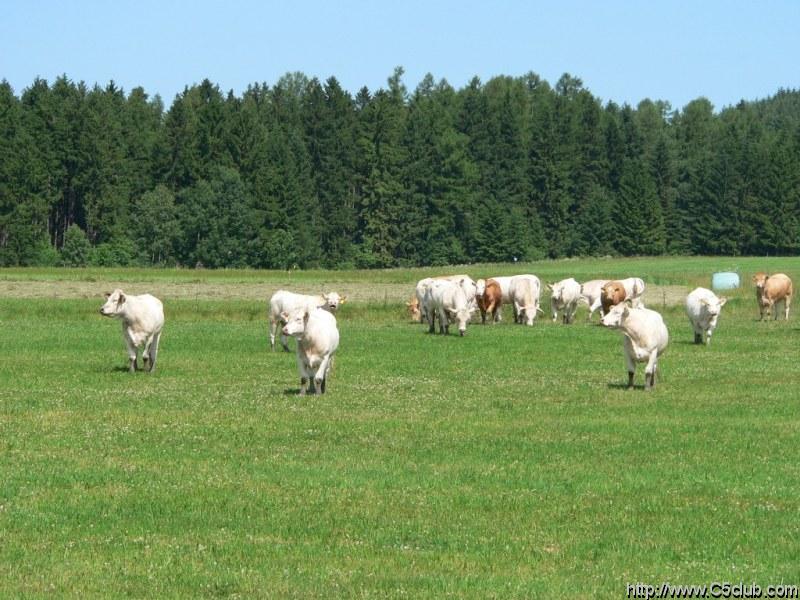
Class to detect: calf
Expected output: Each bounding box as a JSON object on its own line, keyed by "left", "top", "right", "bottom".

{"left": 269, "top": 290, "right": 344, "bottom": 351}
{"left": 548, "top": 277, "right": 582, "bottom": 324}
{"left": 281, "top": 306, "right": 340, "bottom": 395}
{"left": 476, "top": 278, "right": 503, "bottom": 324}
{"left": 600, "top": 281, "right": 627, "bottom": 316}
{"left": 685, "top": 287, "right": 727, "bottom": 345}
{"left": 99, "top": 289, "right": 164, "bottom": 373}
{"left": 601, "top": 303, "right": 669, "bottom": 390}
{"left": 424, "top": 279, "right": 474, "bottom": 336}
{"left": 509, "top": 275, "right": 542, "bottom": 326}
{"left": 753, "top": 272, "right": 792, "bottom": 320}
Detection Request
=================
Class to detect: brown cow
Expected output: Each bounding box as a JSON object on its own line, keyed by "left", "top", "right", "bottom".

{"left": 600, "top": 281, "right": 627, "bottom": 316}
{"left": 753, "top": 272, "right": 793, "bottom": 320}
{"left": 477, "top": 278, "right": 503, "bottom": 324}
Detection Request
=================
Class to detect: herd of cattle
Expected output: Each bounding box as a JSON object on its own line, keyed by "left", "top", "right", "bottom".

{"left": 98, "top": 270, "right": 794, "bottom": 394}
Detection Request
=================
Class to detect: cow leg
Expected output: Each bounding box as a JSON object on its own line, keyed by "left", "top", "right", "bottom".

{"left": 438, "top": 308, "right": 447, "bottom": 334}
{"left": 144, "top": 331, "right": 161, "bottom": 373}
{"left": 645, "top": 351, "right": 659, "bottom": 390}
{"left": 269, "top": 316, "right": 277, "bottom": 351}
{"left": 122, "top": 327, "right": 138, "bottom": 373}
{"left": 694, "top": 332, "right": 703, "bottom": 344}
{"left": 786, "top": 296, "right": 791, "bottom": 320}
{"left": 624, "top": 350, "right": 635, "bottom": 389}
{"left": 315, "top": 355, "right": 331, "bottom": 395}
{"left": 297, "top": 355, "right": 309, "bottom": 396}
{"left": 427, "top": 310, "right": 436, "bottom": 334}
{"left": 480, "top": 308, "right": 486, "bottom": 324}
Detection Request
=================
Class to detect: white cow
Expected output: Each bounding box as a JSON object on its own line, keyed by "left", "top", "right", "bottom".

{"left": 424, "top": 279, "right": 474, "bottom": 336}
{"left": 99, "top": 289, "right": 164, "bottom": 373}
{"left": 547, "top": 277, "right": 582, "bottom": 324}
{"left": 282, "top": 306, "right": 340, "bottom": 395}
{"left": 685, "top": 287, "right": 727, "bottom": 345}
{"left": 269, "top": 290, "right": 344, "bottom": 351}
{"left": 509, "top": 274, "right": 542, "bottom": 326}
{"left": 580, "top": 279, "right": 609, "bottom": 321}
{"left": 600, "top": 303, "right": 669, "bottom": 390}
{"left": 415, "top": 275, "right": 476, "bottom": 323}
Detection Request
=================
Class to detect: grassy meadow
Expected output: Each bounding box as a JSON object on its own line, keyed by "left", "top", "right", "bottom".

{"left": 1, "top": 257, "right": 799, "bottom": 598}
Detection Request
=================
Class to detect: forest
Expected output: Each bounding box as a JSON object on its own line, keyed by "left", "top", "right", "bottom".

{"left": 1, "top": 68, "right": 799, "bottom": 269}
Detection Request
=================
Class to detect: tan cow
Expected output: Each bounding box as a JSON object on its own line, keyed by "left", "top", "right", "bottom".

{"left": 753, "top": 272, "right": 793, "bottom": 320}
{"left": 600, "top": 281, "right": 627, "bottom": 316}
{"left": 476, "top": 278, "right": 503, "bottom": 324}
{"left": 407, "top": 296, "right": 421, "bottom": 322}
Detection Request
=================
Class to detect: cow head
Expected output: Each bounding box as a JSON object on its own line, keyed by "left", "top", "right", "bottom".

{"left": 752, "top": 273, "right": 768, "bottom": 291}
{"left": 281, "top": 307, "right": 310, "bottom": 337}
{"left": 549, "top": 281, "right": 565, "bottom": 304}
{"left": 406, "top": 296, "right": 421, "bottom": 322}
{"left": 100, "top": 289, "right": 127, "bottom": 317}
{"left": 600, "top": 302, "right": 630, "bottom": 328}
{"left": 475, "top": 279, "right": 486, "bottom": 297}
{"left": 448, "top": 305, "right": 475, "bottom": 336}
{"left": 322, "top": 292, "right": 343, "bottom": 311}
{"left": 700, "top": 296, "right": 726, "bottom": 329}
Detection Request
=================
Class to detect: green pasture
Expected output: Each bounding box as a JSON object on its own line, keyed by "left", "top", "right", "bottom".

{"left": 1, "top": 257, "right": 799, "bottom": 598}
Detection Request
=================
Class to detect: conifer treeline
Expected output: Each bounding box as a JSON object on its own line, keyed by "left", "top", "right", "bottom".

{"left": 1, "top": 69, "right": 799, "bottom": 268}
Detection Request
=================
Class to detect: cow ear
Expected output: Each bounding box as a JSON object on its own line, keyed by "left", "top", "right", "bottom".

{"left": 117, "top": 293, "right": 126, "bottom": 304}
{"left": 545, "top": 283, "right": 553, "bottom": 290}
{"left": 700, "top": 298, "right": 709, "bottom": 306}
{"left": 718, "top": 297, "right": 727, "bottom": 306}
{"left": 280, "top": 311, "right": 289, "bottom": 320}
{"left": 340, "top": 296, "right": 347, "bottom": 304}
{"left": 104, "top": 292, "right": 111, "bottom": 298}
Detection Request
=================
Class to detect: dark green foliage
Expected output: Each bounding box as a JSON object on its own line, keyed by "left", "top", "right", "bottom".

{"left": 1, "top": 74, "right": 799, "bottom": 267}
{"left": 59, "top": 223, "right": 92, "bottom": 266}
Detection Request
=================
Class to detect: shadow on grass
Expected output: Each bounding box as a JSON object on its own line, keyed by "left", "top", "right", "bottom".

{"left": 606, "top": 382, "right": 649, "bottom": 391}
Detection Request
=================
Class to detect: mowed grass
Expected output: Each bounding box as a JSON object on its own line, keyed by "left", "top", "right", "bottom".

{"left": 1, "top": 258, "right": 800, "bottom": 598}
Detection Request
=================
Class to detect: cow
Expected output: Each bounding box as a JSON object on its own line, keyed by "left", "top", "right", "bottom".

{"left": 580, "top": 279, "right": 609, "bottom": 321}
{"left": 509, "top": 275, "right": 542, "bottom": 326}
{"left": 600, "top": 303, "right": 669, "bottom": 390}
{"left": 547, "top": 277, "right": 582, "bottom": 324}
{"left": 269, "top": 290, "right": 345, "bottom": 351}
{"left": 406, "top": 295, "right": 422, "bottom": 322}
{"left": 753, "top": 272, "right": 793, "bottom": 320}
{"left": 482, "top": 275, "right": 535, "bottom": 323}
{"left": 423, "top": 279, "right": 474, "bottom": 336}
{"left": 685, "top": 287, "right": 727, "bottom": 345}
{"left": 476, "top": 278, "right": 503, "bottom": 324}
{"left": 415, "top": 274, "right": 477, "bottom": 324}
{"left": 281, "top": 306, "right": 339, "bottom": 395}
{"left": 99, "top": 289, "right": 164, "bottom": 373}
{"left": 600, "top": 281, "right": 627, "bottom": 316}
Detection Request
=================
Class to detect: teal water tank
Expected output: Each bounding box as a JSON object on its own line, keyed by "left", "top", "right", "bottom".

{"left": 711, "top": 272, "right": 740, "bottom": 290}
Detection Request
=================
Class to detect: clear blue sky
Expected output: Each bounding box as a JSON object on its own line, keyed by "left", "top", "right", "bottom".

{"left": 1, "top": 0, "right": 798, "bottom": 111}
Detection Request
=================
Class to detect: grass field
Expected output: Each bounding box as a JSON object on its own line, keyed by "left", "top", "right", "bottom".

{"left": 1, "top": 257, "right": 800, "bottom": 598}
